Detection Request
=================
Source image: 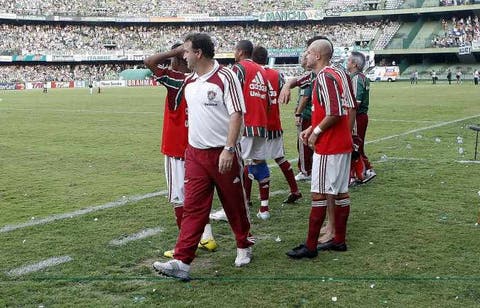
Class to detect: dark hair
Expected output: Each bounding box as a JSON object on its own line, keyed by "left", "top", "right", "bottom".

{"left": 171, "top": 42, "right": 187, "bottom": 65}
{"left": 252, "top": 46, "right": 268, "bottom": 65}
{"left": 236, "top": 40, "right": 254, "bottom": 58}
{"left": 306, "top": 35, "right": 333, "bottom": 59}
{"left": 184, "top": 33, "right": 215, "bottom": 59}
{"left": 171, "top": 42, "right": 182, "bottom": 50}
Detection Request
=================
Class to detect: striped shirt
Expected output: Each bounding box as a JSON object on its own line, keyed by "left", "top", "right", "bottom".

{"left": 183, "top": 60, "right": 246, "bottom": 149}
{"left": 152, "top": 66, "right": 189, "bottom": 158}
{"left": 311, "top": 66, "right": 352, "bottom": 155}
{"left": 350, "top": 71, "right": 370, "bottom": 114}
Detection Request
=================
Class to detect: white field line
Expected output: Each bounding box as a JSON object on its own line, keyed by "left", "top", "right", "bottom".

{"left": 0, "top": 107, "right": 160, "bottom": 115}
{"left": 376, "top": 157, "right": 427, "bottom": 162}
{"left": 6, "top": 256, "right": 73, "bottom": 277}
{"left": 366, "top": 114, "right": 480, "bottom": 145}
{"left": 109, "top": 227, "right": 163, "bottom": 246}
{"left": 369, "top": 118, "right": 437, "bottom": 123}
{"left": 0, "top": 191, "right": 167, "bottom": 234}
{"left": 457, "top": 160, "right": 480, "bottom": 164}
{"left": 270, "top": 190, "right": 289, "bottom": 196}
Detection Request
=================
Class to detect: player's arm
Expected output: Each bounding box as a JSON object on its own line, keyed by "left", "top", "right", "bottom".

{"left": 278, "top": 71, "right": 311, "bottom": 104}
{"left": 294, "top": 86, "right": 311, "bottom": 126}
{"left": 144, "top": 45, "right": 183, "bottom": 75}
{"left": 231, "top": 63, "right": 245, "bottom": 88}
{"left": 219, "top": 69, "right": 246, "bottom": 174}
{"left": 278, "top": 77, "right": 297, "bottom": 105}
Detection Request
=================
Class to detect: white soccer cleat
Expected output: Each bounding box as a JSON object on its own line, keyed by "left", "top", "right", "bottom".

{"left": 256, "top": 210, "right": 270, "bottom": 220}
{"left": 209, "top": 209, "right": 228, "bottom": 221}
{"left": 153, "top": 259, "right": 191, "bottom": 282}
{"left": 234, "top": 247, "right": 252, "bottom": 267}
{"left": 362, "top": 169, "right": 377, "bottom": 183}
{"left": 295, "top": 172, "right": 311, "bottom": 181}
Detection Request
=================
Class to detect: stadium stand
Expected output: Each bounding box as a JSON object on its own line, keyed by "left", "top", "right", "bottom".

{"left": 1, "top": 1, "right": 480, "bottom": 84}
{"left": 0, "top": 22, "right": 382, "bottom": 56}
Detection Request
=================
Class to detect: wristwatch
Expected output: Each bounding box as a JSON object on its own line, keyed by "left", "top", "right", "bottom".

{"left": 224, "top": 146, "right": 235, "bottom": 153}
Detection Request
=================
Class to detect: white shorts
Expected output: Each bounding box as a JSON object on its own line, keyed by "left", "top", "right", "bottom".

{"left": 311, "top": 153, "right": 351, "bottom": 195}
{"left": 164, "top": 156, "right": 185, "bottom": 205}
{"left": 240, "top": 136, "right": 267, "bottom": 161}
{"left": 266, "top": 136, "right": 285, "bottom": 160}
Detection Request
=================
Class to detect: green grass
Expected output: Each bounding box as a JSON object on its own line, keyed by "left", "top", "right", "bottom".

{"left": 1, "top": 83, "right": 480, "bottom": 307}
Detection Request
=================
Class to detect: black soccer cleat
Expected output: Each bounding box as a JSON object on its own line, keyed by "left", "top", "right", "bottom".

{"left": 316, "top": 240, "right": 347, "bottom": 252}
{"left": 283, "top": 192, "right": 302, "bottom": 204}
{"left": 286, "top": 244, "right": 318, "bottom": 259}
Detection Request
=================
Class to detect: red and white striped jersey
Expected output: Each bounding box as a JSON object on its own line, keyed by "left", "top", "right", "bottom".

{"left": 182, "top": 61, "right": 246, "bottom": 149}
{"left": 311, "top": 66, "right": 353, "bottom": 155}
{"left": 152, "top": 66, "right": 188, "bottom": 158}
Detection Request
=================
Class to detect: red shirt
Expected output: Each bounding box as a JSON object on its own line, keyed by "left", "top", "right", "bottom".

{"left": 233, "top": 59, "right": 269, "bottom": 137}
{"left": 264, "top": 67, "right": 284, "bottom": 138}
{"left": 311, "top": 67, "right": 353, "bottom": 155}
{"left": 152, "top": 66, "right": 188, "bottom": 158}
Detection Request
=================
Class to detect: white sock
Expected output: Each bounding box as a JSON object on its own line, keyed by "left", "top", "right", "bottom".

{"left": 260, "top": 200, "right": 269, "bottom": 207}
{"left": 201, "top": 223, "right": 213, "bottom": 240}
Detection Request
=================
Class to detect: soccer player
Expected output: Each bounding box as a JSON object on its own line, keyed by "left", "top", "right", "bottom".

{"left": 233, "top": 40, "right": 271, "bottom": 220}
{"left": 153, "top": 33, "right": 253, "bottom": 281}
{"left": 144, "top": 42, "right": 217, "bottom": 259}
{"left": 279, "top": 36, "right": 357, "bottom": 244}
{"left": 252, "top": 46, "right": 302, "bottom": 204}
{"left": 294, "top": 53, "right": 314, "bottom": 182}
{"left": 286, "top": 39, "right": 353, "bottom": 259}
{"left": 346, "top": 51, "right": 375, "bottom": 183}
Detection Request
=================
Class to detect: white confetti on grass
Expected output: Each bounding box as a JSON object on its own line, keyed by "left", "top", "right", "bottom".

{"left": 109, "top": 227, "right": 163, "bottom": 246}
{"left": 6, "top": 256, "right": 72, "bottom": 277}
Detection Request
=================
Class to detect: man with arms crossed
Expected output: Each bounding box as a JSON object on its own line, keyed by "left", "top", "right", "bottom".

{"left": 346, "top": 51, "right": 375, "bottom": 183}
{"left": 153, "top": 33, "right": 253, "bottom": 281}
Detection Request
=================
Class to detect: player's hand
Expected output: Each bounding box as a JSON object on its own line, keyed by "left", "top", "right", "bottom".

{"left": 295, "top": 115, "right": 302, "bottom": 127}
{"left": 278, "top": 86, "right": 291, "bottom": 104}
{"left": 299, "top": 126, "right": 312, "bottom": 145}
{"left": 308, "top": 131, "right": 319, "bottom": 149}
{"left": 219, "top": 150, "right": 234, "bottom": 174}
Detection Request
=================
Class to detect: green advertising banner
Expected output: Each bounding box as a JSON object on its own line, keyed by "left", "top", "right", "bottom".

{"left": 256, "top": 10, "right": 324, "bottom": 22}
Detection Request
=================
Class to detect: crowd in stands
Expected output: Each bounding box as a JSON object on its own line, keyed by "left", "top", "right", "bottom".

{"left": 0, "top": 22, "right": 382, "bottom": 56}
{"left": 0, "top": 0, "right": 314, "bottom": 17}
{"left": 431, "top": 15, "right": 480, "bottom": 47}
{"left": 0, "top": 64, "right": 127, "bottom": 83}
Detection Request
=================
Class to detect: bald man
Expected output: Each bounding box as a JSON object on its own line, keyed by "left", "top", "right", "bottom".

{"left": 287, "top": 39, "right": 353, "bottom": 259}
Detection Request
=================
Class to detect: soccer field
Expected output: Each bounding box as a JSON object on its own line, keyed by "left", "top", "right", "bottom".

{"left": 1, "top": 83, "right": 480, "bottom": 306}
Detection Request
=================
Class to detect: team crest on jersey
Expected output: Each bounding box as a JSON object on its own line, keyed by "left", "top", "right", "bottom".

{"left": 207, "top": 90, "right": 216, "bottom": 101}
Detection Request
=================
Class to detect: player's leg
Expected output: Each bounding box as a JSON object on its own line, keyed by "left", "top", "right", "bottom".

{"left": 213, "top": 149, "right": 254, "bottom": 266}
{"left": 270, "top": 136, "right": 302, "bottom": 203}
{"left": 287, "top": 153, "right": 330, "bottom": 259}
{"left": 172, "top": 147, "right": 215, "bottom": 265}
{"left": 317, "top": 153, "right": 351, "bottom": 252}
{"left": 296, "top": 117, "right": 313, "bottom": 181}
